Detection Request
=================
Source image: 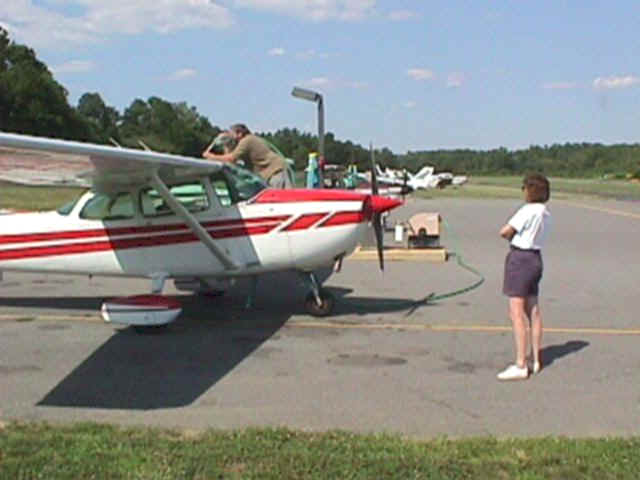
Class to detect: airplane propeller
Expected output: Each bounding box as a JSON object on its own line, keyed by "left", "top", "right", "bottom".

{"left": 370, "top": 143, "right": 385, "bottom": 271}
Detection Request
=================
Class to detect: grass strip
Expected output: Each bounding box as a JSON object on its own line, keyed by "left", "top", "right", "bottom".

{"left": 0, "top": 182, "right": 83, "bottom": 211}
{"left": 2, "top": 177, "right": 639, "bottom": 211}
{"left": 1, "top": 422, "right": 639, "bottom": 479}
{"left": 416, "top": 176, "right": 640, "bottom": 201}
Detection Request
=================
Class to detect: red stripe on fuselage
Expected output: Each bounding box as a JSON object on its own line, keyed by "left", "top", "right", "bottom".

{"left": 0, "top": 215, "right": 290, "bottom": 246}
{"left": 282, "top": 213, "right": 327, "bottom": 231}
{"left": 0, "top": 225, "right": 277, "bottom": 261}
{"left": 0, "top": 212, "right": 364, "bottom": 262}
{"left": 252, "top": 188, "right": 367, "bottom": 204}
{"left": 319, "top": 212, "right": 365, "bottom": 227}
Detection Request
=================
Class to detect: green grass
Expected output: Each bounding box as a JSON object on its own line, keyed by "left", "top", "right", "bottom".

{"left": 2, "top": 176, "right": 639, "bottom": 212}
{"left": 0, "top": 181, "right": 83, "bottom": 211}
{"left": 0, "top": 423, "right": 638, "bottom": 479}
{"left": 415, "top": 176, "right": 640, "bottom": 201}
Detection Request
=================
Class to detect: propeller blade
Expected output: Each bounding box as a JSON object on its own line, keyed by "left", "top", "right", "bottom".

{"left": 374, "top": 212, "right": 384, "bottom": 271}
{"left": 369, "top": 142, "right": 384, "bottom": 270}
{"left": 370, "top": 142, "right": 378, "bottom": 196}
{"left": 402, "top": 169, "right": 408, "bottom": 201}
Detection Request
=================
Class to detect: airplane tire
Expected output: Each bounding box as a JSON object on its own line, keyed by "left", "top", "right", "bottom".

{"left": 304, "top": 289, "right": 335, "bottom": 317}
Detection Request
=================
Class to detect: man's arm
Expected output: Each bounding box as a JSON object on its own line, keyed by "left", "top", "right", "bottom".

{"left": 202, "top": 149, "right": 235, "bottom": 163}
{"left": 202, "top": 141, "right": 235, "bottom": 162}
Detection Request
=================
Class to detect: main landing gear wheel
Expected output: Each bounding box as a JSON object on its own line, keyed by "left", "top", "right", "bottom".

{"left": 304, "top": 289, "right": 335, "bottom": 317}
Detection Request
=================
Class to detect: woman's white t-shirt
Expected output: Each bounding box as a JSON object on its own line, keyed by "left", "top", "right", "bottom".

{"left": 508, "top": 203, "right": 551, "bottom": 250}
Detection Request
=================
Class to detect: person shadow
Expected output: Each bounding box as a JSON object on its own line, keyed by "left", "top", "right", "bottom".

{"left": 540, "top": 340, "right": 589, "bottom": 368}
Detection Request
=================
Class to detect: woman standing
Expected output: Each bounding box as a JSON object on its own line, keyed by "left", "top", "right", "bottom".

{"left": 497, "top": 173, "right": 551, "bottom": 380}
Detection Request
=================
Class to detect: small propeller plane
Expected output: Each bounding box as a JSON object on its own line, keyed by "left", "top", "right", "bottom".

{"left": 0, "top": 132, "right": 401, "bottom": 330}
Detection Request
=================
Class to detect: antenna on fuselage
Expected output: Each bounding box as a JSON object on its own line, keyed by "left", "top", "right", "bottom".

{"left": 138, "top": 140, "right": 153, "bottom": 151}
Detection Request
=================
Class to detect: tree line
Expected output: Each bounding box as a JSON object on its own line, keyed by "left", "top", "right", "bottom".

{"left": 2, "top": 27, "right": 639, "bottom": 178}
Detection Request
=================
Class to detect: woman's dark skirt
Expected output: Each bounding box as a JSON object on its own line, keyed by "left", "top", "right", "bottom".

{"left": 503, "top": 247, "right": 543, "bottom": 297}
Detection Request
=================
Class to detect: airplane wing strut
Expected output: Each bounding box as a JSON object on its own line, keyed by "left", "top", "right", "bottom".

{"left": 150, "top": 170, "right": 238, "bottom": 271}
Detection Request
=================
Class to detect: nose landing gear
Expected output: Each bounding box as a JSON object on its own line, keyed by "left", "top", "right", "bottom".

{"left": 301, "top": 271, "right": 335, "bottom": 317}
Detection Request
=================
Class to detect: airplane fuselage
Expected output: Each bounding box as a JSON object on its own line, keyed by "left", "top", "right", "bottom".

{"left": 0, "top": 189, "right": 370, "bottom": 279}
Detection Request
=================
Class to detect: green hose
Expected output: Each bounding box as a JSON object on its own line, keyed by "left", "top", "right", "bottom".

{"left": 333, "top": 217, "right": 486, "bottom": 316}
{"left": 427, "top": 217, "right": 485, "bottom": 302}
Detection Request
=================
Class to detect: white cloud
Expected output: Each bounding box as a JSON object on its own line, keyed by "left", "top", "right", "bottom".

{"left": 308, "top": 77, "right": 330, "bottom": 87}
{"left": 543, "top": 81, "right": 577, "bottom": 90}
{"left": 267, "top": 47, "right": 285, "bottom": 56}
{"left": 51, "top": 59, "right": 95, "bottom": 74}
{"left": 388, "top": 10, "right": 416, "bottom": 21}
{"left": 231, "top": 0, "right": 376, "bottom": 21}
{"left": 407, "top": 68, "right": 434, "bottom": 81}
{"left": 2, "top": 1, "right": 377, "bottom": 51}
{"left": 1, "top": 0, "right": 234, "bottom": 49}
{"left": 593, "top": 75, "right": 640, "bottom": 90}
{"left": 168, "top": 68, "right": 197, "bottom": 80}
{"left": 446, "top": 72, "right": 464, "bottom": 88}
{"left": 403, "top": 101, "right": 416, "bottom": 109}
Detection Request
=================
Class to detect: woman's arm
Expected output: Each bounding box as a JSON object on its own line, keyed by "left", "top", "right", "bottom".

{"left": 499, "top": 224, "right": 516, "bottom": 240}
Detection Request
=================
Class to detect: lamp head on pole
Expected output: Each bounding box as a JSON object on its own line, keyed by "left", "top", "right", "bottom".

{"left": 291, "top": 86, "right": 321, "bottom": 103}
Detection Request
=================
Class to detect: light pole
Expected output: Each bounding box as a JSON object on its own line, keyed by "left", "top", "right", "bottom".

{"left": 291, "top": 86, "right": 324, "bottom": 187}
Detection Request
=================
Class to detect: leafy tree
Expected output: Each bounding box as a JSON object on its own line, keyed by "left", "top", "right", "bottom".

{"left": 77, "top": 92, "right": 120, "bottom": 143}
{"left": 0, "top": 27, "right": 91, "bottom": 140}
{"left": 118, "top": 97, "right": 218, "bottom": 156}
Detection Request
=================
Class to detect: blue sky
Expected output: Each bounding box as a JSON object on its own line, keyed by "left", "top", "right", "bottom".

{"left": 2, "top": 1, "right": 639, "bottom": 153}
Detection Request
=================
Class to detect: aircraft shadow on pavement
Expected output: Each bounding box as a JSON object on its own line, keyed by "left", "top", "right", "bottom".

{"left": 35, "top": 273, "right": 430, "bottom": 410}
{"left": 38, "top": 308, "right": 289, "bottom": 410}
{"left": 540, "top": 340, "right": 589, "bottom": 369}
{"left": 0, "top": 296, "right": 102, "bottom": 310}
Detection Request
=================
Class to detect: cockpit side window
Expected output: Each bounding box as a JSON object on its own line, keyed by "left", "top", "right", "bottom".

{"left": 80, "top": 192, "right": 135, "bottom": 221}
{"left": 210, "top": 174, "right": 233, "bottom": 207}
{"left": 141, "top": 181, "right": 209, "bottom": 217}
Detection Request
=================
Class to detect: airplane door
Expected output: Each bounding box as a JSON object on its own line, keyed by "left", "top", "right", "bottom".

{"left": 209, "top": 175, "right": 293, "bottom": 270}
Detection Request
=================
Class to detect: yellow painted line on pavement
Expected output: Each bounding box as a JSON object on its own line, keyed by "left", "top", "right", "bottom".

{"left": 287, "top": 321, "right": 640, "bottom": 336}
{"left": 3, "top": 314, "right": 639, "bottom": 336}
{"left": 0, "top": 314, "right": 101, "bottom": 323}
{"left": 556, "top": 200, "right": 640, "bottom": 220}
{"left": 349, "top": 246, "right": 447, "bottom": 262}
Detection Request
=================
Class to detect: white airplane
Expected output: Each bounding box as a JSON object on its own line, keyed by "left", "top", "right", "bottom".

{"left": 374, "top": 164, "right": 406, "bottom": 187}
{"left": 0, "top": 132, "right": 401, "bottom": 330}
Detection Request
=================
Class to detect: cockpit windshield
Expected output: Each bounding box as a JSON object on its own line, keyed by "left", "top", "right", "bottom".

{"left": 56, "top": 190, "right": 86, "bottom": 216}
{"left": 211, "top": 164, "right": 267, "bottom": 206}
{"left": 225, "top": 164, "right": 267, "bottom": 200}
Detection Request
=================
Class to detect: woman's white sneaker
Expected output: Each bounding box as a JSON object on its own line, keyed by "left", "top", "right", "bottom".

{"left": 532, "top": 362, "right": 541, "bottom": 374}
{"left": 497, "top": 364, "right": 529, "bottom": 380}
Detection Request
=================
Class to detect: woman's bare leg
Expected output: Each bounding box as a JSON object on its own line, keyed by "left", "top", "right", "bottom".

{"left": 526, "top": 296, "right": 542, "bottom": 367}
{"left": 509, "top": 297, "right": 528, "bottom": 368}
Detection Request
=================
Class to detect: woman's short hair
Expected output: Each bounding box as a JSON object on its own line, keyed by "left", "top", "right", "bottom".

{"left": 523, "top": 173, "right": 550, "bottom": 203}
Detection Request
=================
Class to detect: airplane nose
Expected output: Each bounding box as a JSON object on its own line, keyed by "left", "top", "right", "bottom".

{"left": 368, "top": 195, "right": 403, "bottom": 214}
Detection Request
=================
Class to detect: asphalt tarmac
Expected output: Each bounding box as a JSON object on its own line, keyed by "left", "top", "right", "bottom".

{"left": 1, "top": 196, "right": 639, "bottom": 437}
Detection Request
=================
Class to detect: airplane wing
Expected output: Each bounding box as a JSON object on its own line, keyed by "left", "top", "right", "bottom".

{"left": 0, "top": 132, "right": 223, "bottom": 192}
{"left": 0, "top": 131, "right": 240, "bottom": 270}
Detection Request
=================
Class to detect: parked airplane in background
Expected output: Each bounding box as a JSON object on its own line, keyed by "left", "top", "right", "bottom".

{"left": 376, "top": 165, "right": 468, "bottom": 190}
{"left": 404, "top": 166, "right": 441, "bottom": 190}
{"left": 0, "top": 132, "right": 401, "bottom": 330}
